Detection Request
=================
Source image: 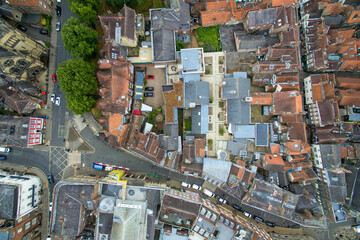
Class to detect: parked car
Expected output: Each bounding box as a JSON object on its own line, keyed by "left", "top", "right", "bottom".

{"left": 254, "top": 216, "right": 264, "bottom": 223}
{"left": 145, "top": 87, "right": 154, "bottom": 91}
{"left": 265, "top": 221, "right": 276, "bottom": 227}
{"left": 39, "top": 29, "right": 49, "bottom": 35}
{"left": 233, "top": 204, "right": 242, "bottom": 212}
{"left": 49, "top": 202, "right": 53, "bottom": 212}
{"left": 0, "top": 155, "right": 6, "bottom": 160}
{"left": 17, "top": 25, "right": 27, "bottom": 32}
{"left": 192, "top": 184, "right": 202, "bottom": 190}
{"left": 36, "top": 116, "right": 49, "bottom": 119}
{"left": 57, "top": 0, "right": 61, "bottom": 2}
{"left": 203, "top": 189, "right": 215, "bottom": 198}
{"left": 0, "top": 147, "right": 10, "bottom": 153}
{"left": 181, "top": 182, "right": 191, "bottom": 188}
{"left": 144, "top": 92, "right": 153, "bottom": 97}
{"left": 51, "top": 94, "right": 55, "bottom": 103}
{"left": 52, "top": 74, "right": 57, "bottom": 82}
{"left": 55, "top": 22, "right": 61, "bottom": 32}
{"left": 47, "top": 174, "right": 55, "bottom": 183}
{"left": 55, "top": 97, "right": 60, "bottom": 106}
{"left": 56, "top": 6, "right": 61, "bottom": 16}
{"left": 215, "top": 196, "right": 227, "bottom": 204}
{"left": 146, "top": 75, "right": 154, "bottom": 79}
{"left": 243, "top": 211, "right": 252, "bottom": 218}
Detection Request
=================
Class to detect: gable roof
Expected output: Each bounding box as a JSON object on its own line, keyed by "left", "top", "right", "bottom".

{"left": 152, "top": 28, "right": 176, "bottom": 62}
{"left": 338, "top": 90, "right": 360, "bottom": 107}
{"left": 271, "top": 91, "right": 303, "bottom": 115}
{"left": 0, "top": 84, "right": 39, "bottom": 114}
{"left": 191, "top": 105, "right": 209, "bottom": 134}
{"left": 163, "top": 82, "right": 184, "bottom": 124}
{"left": 184, "top": 81, "right": 209, "bottom": 108}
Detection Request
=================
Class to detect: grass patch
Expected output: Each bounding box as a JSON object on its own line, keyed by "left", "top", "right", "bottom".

{"left": 219, "top": 127, "right": 225, "bottom": 136}
{"left": 176, "top": 41, "right": 186, "bottom": 51}
{"left": 195, "top": 25, "right": 222, "bottom": 52}
{"left": 148, "top": 111, "right": 156, "bottom": 124}
{"left": 184, "top": 119, "right": 191, "bottom": 131}
{"left": 91, "top": 105, "right": 102, "bottom": 119}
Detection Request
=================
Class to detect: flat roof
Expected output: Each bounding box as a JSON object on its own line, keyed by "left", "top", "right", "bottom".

{"left": 255, "top": 123, "right": 269, "bottom": 146}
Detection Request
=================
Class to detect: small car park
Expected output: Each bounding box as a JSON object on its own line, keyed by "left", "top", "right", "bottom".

{"left": 47, "top": 174, "right": 55, "bottom": 183}
{"left": 145, "top": 87, "right": 154, "bottom": 91}
{"left": 181, "top": 182, "right": 191, "bottom": 188}
{"left": 39, "top": 29, "right": 49, "bottom": 35}
{"left": 55, "top": 97, "right": 60, "bottom": 106}
{"left": 55, "top": 22, "right": 61, "bottom": 32}
{"left": 233, "top": 204, "right": 242, "bottom": 212}
{"left": 52, "top": 74, "right": 57, "bottom": 82}
{"left": 144, "top": 92, "right": 153, "bottom": 97}
{"left": 17, "top": 25, "right": 27, "bottom": 32}
{"left": 192, "top": 184, "right": 202, "bottom": 190}
{"left": 56, "top": 6, "right": 61, "bottom": 16}
{"left": 265, "top": 221, "right": 276, "bottom": 227}
{"left": 254, "top": 216, "right": 264, "bottom": 223}
{"left": 146, "top": 75, "right": 154, "bottom": 79}
{"left": 51, "top": 94, "right": 55, "bottom": 103}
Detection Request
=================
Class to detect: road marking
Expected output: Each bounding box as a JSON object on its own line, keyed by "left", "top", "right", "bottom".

{"left": 49, "top": 146, "right": 68, "bottom": 179}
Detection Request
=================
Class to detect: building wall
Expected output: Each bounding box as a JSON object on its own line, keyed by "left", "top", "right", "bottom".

{"left": 0, "top": 55, "right": 45, "bottom": 81}
{"left": 312, "top": 144, "right": 323, "bottom": 169}
{"left": 303, "top": 76, "right": 313, "bottom": 104}
{"left": 0, "top": 172, "right": 42, "bottom": 219}
{"left": 12, "top": 212, "right": 42, "bottom": 240}
{"left": 8, "top": 0, "right": 52, "bottom": 15}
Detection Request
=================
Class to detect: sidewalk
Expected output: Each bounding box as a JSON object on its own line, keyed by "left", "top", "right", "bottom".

{"left": 0, "top": 163, "right": 50, "bottom": 240}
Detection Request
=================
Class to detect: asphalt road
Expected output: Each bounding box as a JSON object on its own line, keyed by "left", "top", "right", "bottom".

{"left": 51, "top": 0, "right": 74, "bottom": 147}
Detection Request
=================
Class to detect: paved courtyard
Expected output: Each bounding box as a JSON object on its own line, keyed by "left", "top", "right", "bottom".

{"left": 144, "top": 67, "right": 166, "bottom": 109}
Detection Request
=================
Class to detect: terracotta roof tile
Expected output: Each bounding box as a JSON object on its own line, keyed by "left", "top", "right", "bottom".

{"left": 288, "top": 122, "right": 307, "bottom": 142}
{"left": 263, "top": 154, "right": 285, "bottom": 171}
{"left": 194, "top": 139, "right": 205, "bottom": 157}
{"left": 272, "top": 0, "right": 297, "bottom": 7}
{"left": 250, "top": 92, "right": 273, "bottom": 105}
{"left": 271, "top": 91, "right": 303, "bottom": 115}
{"left": 338, "top": 90, "right": 360, "bottom": 107}
{"left": 163, "top": 82, "right": 184, "bottom": 123}
{"left": 200, "top": 10, "right": 232, "bottom": 26}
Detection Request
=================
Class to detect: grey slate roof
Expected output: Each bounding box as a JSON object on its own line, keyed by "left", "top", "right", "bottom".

{"left": 152, "top": 28, "right": 176, "bottom": 62}
{"left": 227, "top": 139, "right": 247, "bottom": 156}
{"left": 150, "top": 5, "right": 190, "bottom": 31}
{"left": 0, "top": 116, "right": 31, "bottom": 147}
{"left": 319, "top": 145, "right": 342, "bottom": 169}
{"left": 227, "top": 99, "right": 250, "bottom": 125}
{"left": 327, "top": 170, "right": 347, "bottom": 203}
{"left": 159, "top": 124, "right": 179, "bottom": 151}
{"left": 246, "top": 8, "right": 277, "bottom": 28}
{"left": 324, "top": 15, "right": 343, "bottom": 26}
{"left": 234, "top": 34, "right": 267, "bottom": 50}
{"left": 0, "top": 184, "right": 17, "bottom": 219}
{"left": 222, "top": 77, "right": 250, "bottom": 100}
{"left": 203, "top": 158, "right": 232, "bottom": 183}
{"left": 191, "top": 105, "right": 209, "bottom": 134}
{"left": 181, "top": 48, "right": 200, "bottom": 72}
{"left": 184, "top": 81, "right": 209, "bottom": 108}
{"left": 231, "top": 124, "right": 255, "bottom": 139}
{"left": 183, "top": 73, "right": 201, "bottom": 82}
{"left": 256, "top": 123, "right": 269, "bottom": 146}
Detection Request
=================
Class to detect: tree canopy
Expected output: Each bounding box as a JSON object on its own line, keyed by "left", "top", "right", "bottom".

{"left": 61, "top": 17, "right": 98, "bottom": 58}
{"left": 69, "top": 2, "right": 97, "bottom": 26}
{"left": 57, "top": 58, "right": 98, "bottom": 114}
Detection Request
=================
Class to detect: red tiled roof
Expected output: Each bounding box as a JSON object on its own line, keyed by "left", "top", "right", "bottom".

{"left": 272, "top": 0, "right": 297, "bottom": 7}
{"left": 338, "top": 90, "right": 360, "bottom": 107}
{"left": 288, "top": 122, "right": 307, "bottom": 142}
{"left": 250, "top": 92, "right": 273, "bottom": 105}
{"left": 200, "top": 10, "right": 232, "bottom": 26}
{"left": 194, "top": 139, "right": 205, "bottom": 157}
{"left": 271, "top": 91, "right": 303, "bottom": 115}
{"left": 263, "top": 154, "right": 285, "bottom": 171}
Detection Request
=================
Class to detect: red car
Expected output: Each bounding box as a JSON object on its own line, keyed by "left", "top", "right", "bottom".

{"left": 52, "top": 74, "right": 57, "bottom": 82}
{"left": 146, "top": 75, "right": 154, "bottom": 79}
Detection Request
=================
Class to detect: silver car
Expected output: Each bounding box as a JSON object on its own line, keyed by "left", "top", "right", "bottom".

{"left": 55, "top": 97, "right": 60, "bottom": 106}
{"left": 56, "top": 22, "right": 61, "bottom": 32}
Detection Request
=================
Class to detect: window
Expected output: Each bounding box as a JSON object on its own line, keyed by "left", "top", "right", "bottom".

{"left": 25, "top": 222, "right": 30, "bottom": 230}
{"left": 17, "top": 228, "right": 22, "bottom": 234}
{"left": 32, "top": 218, "right": 37, "bottom": 225}
{"left": 269, "top": 65, "right": 274, "bottom": 70}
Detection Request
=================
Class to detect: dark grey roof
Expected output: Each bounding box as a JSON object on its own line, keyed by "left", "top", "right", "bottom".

{"left": 296, "top": 194, "right": 318, "bottom": 211}
{"left": 222, "top": 77, "right": 250, "bottom": 100}
{"left": 160, "top": 124, "right": 178, "bottom": 151}
{"left": 227, "top": 99, "right": 250, "bottom": 125}
{"left": 345, "top": 165, "right": 359, "bottom": 209}
{"left": 329, "top": 185, "right": 347, "bottom": 203}
{"left": 255, "top": 123, "right": 269, "bottom": 146}
{"left": 184, "top": 81, "right": 209, "bottom": 108}
{"left": 327, "top": 170, "right": 347, "bottom": 203}
{"left": 14, "top": 81, "right": 41, "bottom": 97}
{"left": 0, "top": 47, "right": 16, "bottom": 58}
{"left": 231, "top": 124, "right": 255, "bottom": 139}
{"left": 324, "top": 15, "right": 343, "bottom": 26}
{"left": 181, "top": 48, "right": 200, "bottom": 72}
{"left": 0, "top": 184, "right": 17, "bottom": 219}
{"left": 170, "top": 0, "right": 190, "bottom": 29}
{"left": 183, "top": 73, "right": 201, "bottom": 82}
{"left": 150, "top": 6, "right": 190, "bottom": 31}
{"left": 191, "top": 105, "right": 209, "bottom": 134}
{"left": 135, "top": 72, "right": 144, "bottom": 100}
{"left": 152, "top": 28, "right": 176, "bottom": 62}
{"left": 327, "top": 170, "right": 346, "bottom": 187}
{"left": 319, "top": 145, "right": 341, "bottom": 169}
{"left": 246, "top": 8, "right": 277, "bottom": 28}
{"left": 227, "top": 139, "right": 246, "bottom": 156}
{"left": 0, "top": 116, "right": 31, "bottom": 147}
{"left": 234, "top": 34, "right": 267, "bottom": 50}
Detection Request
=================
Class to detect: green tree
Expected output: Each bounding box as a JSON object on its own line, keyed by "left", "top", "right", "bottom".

{"left": 57, "top": 58, "right": 98, "bottom": 96}
{"left": 61, "top": 17, "right": 98, "bottom": 58}
{"left": 69, "top": 2, "right": 97, "bottom": 26}
{"left": 69, "top": 0, "right": 99, "bottom": 8}
{"left": 57, "top": 58, "right": 98, "bottom": 114}
{"left": 66, "top": 95, "right": 96, "bottom": 115}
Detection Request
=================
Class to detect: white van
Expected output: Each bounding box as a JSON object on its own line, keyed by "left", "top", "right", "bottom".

{"left": 203, "top": 189, "right": 215, "bottom": 198}
{"left": 0, "top": 147, "right": 10, "bottom": 153}
{"left": 181, "top": 182, "right": 191, "bottom": 188}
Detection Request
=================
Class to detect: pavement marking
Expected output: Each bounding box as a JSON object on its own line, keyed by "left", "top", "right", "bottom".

{"left": 49, "top": 146, "right": 68, "bottom": 179}
{"left": 58, "top": 125, "right": 65, "bottom": 138}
